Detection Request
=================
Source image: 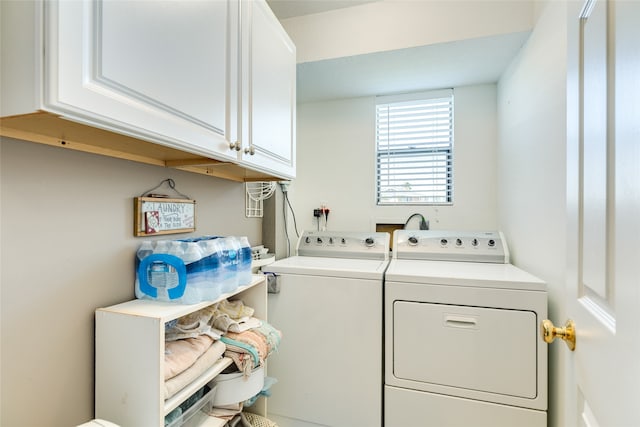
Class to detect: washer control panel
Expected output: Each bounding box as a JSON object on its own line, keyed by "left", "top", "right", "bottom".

{"left": 394, "top": 230, "right": 509, "bottom": 263}
{"left": 297, "top": 231, "right": 390, "bottom": 260}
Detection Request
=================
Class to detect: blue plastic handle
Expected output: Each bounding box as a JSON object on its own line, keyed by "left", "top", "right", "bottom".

{"left": 137, "top": 254, "right": 187, "bottom": 300}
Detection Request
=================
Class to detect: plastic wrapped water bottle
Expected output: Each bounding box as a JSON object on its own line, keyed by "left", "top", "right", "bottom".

{"left": 168, "top": 241, "right": 185, "bottom": 258}
{"left": 202, "top": 237, "right": 220, "bottom": 258}
{"left": 149, "top": 260, "right": 170, "bottom": 300}
{"left": 135, "top": 236, "right": 250, "bottom": 304}
{"left": 134, "top": 241, "right": 154, "bottom": 299}
{"left": 218, "top": 237, "right": 238, "bottom": 293}
{"left": 137, "top": 240, "right": 181, "bottom": 300}
{"left": 237, "top": 236, "right": 253, "bottom": 286}
{"left": 182, "top": 242, "right": 202, "bottom": 263}
{"left": 136, "top": 241, "right": 154, "bottom": 274}
{"left": 185, "top": 237, "right": 221, "bottom": 301}
{"left": 154, "top": 240, "right": 170, "bottom": 254}
{"left": 180, "top": 242, "right": 205, "bottom": 304}
{"left": 137, "top": 240, "right": 154, "bottom": 260}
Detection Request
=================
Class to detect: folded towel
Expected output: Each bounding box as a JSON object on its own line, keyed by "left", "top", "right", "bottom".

{"left": 164, "top": 340, "right": 226, "bottom": 400}
{"left": 166, "top": 300, "right": 254, "bottom": 341}
{"left": 229, "top": 316, "right": 262, "bottom": 333}
{"left": 164, "top": 335, "right": 214, "bottom": 380}
{"left": 165, "top": 306, "right": 220, "bottom": 342}
{"left": 214, "top": 299, "right": 255, "bottom": 319}
{"left": 253, "top": 322, "right": 282, "bottom": 356}
{"left": 213, "top": 315, "right": 262, "bottom": 334}
{"left": 221, "top": 322, "right": 282, "bottom": 376}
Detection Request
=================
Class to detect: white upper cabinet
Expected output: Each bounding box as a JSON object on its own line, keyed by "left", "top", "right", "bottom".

{"left": 1, "top": 0, "right": 295, "bottom": 181}
{"left": 47, "top": 0, "right": 239, "bottom": 160}
{"left": 239, "top": 0, "right": 296, "bottom": 179}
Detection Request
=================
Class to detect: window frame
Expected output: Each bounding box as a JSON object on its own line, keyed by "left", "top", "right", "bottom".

{"left": 375, "top": 89, "right": 454, "bottom": 206}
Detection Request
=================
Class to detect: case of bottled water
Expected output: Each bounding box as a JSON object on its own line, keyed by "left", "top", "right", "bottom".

{"left": 135, "top": 235, "right": 253, "bottom": 304}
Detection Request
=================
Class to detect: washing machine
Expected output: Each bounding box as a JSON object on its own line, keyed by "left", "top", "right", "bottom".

{"left": 385, "top": 230, "right": 547, "bottom": 427}
{"left": 264, "top": 230, "right": 390, "bottom": 427}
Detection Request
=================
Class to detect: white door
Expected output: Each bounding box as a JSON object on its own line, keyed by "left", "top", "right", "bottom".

{"left": 564, "top": 1, "right": 640, "bottom": 426}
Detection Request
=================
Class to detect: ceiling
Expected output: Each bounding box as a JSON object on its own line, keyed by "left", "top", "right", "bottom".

{"left": 266, "top": 0, "right": 379, "bottom": 19}
{"left": 266, "top": 0, "right": 531, "bottom": 104}
{"left": 296, "top": 31, "right": 530, "bottom": 103}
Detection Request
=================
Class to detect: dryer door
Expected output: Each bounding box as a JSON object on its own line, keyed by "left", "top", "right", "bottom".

{"left": 392, "top": 301, "right": 537, "bottom": 399}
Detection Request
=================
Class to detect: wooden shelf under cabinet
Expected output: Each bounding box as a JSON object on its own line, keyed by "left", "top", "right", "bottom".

{"left": 0, "top": 112, "right": 281, "bottom": 183}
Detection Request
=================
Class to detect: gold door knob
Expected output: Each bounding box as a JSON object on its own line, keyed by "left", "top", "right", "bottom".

{"left": 540, "top": 319, "right": 576, "bottom": 351}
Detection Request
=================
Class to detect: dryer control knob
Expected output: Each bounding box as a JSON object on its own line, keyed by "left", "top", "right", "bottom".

{"left": 305, "top": 237, "right": 311, "bottom": 244}
{"left": 408, "top": 236, "right": 419, "bottom": 245}
{"left": 440, "top": 238, "right": 448, "bottom": 246}
{"left": 365, "top": 237, "right": 375, "bottom": 247}
{"left": 317, "top": 237, "right": 323, "bottom": 244}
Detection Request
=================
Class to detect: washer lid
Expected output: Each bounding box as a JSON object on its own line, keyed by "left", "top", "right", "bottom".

{"left": 386, "top": 259, "right": 546, "bottom": 291}
{"left": 263, "top": 256, "right": 389, "bottom": 279}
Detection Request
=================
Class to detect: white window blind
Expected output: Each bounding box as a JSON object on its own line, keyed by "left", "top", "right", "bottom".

{"left": 376, "top": 90, "right": 453, "bottom": 205}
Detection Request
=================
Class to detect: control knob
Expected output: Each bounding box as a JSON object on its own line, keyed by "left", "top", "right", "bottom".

{"left": 408, "top": 236, "right": 419, "bottom": 246}
{"left": 440, "top": 238, "right": 448, "bottom": 246}
{"left": 365, "top": 237, "right": 375, "bottom": 247}
{"left": 317, "top": 237, "right": 323, "bottom": 244}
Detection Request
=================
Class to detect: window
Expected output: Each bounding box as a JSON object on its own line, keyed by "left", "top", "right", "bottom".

{"left": 376, "top": 90, "right": 454, "bottom": 205}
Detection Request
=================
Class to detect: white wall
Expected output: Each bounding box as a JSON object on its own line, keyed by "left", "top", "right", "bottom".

{"left": 0, "top": 137, "right": 261, "bottom": 426}
{"left": 282, "top": 0, "right": 534, "bottom": 63}
{"left": 287, "top": 83, "right": 499, "bottom": 235}
{"left": 497, "top": 2, "right": 567, "bottom": 427}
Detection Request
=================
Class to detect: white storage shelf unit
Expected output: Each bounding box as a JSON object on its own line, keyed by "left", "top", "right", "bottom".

{"left": 95, "top": 275, "right": 267, "bottom": 427}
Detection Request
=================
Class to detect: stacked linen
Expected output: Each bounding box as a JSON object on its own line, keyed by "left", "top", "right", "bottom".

{"left": 207, "top": 300, "right": 282, "bottom": 423}
{"left": 211, "top": 299, "right": 281, "bottom": 376}
{"left": 162, "top": 299, "right": 281, "bottom": 401}
{"left": 221, "top": 323, "right": 282, "bottom": 377}
{"left": 165, "top": 335, "right": 216, "bottom": 380}
{"left": 164, "top": 344, "right": 225, "bottom": 400}
{"left": 164, "top": 307, "right": 226, "bottom": 400}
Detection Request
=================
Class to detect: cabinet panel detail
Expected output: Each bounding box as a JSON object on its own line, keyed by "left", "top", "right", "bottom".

{"left": 93, "top": 0, "right": 227, "bottom": 134}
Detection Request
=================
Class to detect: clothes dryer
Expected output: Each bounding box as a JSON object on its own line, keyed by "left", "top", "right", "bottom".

{"left": 265, "top": 231, "right": 390, "bottom": 427}
{"left": 385, "top": 230, "right": 547, "bottom": 427}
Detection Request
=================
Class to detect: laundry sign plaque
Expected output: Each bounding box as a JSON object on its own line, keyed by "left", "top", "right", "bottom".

{"left": 134, "top": 197, "right": 196, "bottom": 236}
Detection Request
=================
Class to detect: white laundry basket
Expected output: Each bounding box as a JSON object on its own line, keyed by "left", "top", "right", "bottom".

{"left": 209, "top": 366, "right": 264, "bottom": 406}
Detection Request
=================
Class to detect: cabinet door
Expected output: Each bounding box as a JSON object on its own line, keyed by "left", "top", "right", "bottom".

{"left": 240, "top": 0, "right": 296, "bottom": 179}
{"left": 46, "top": 0, "right": 239, "bottom": 159}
